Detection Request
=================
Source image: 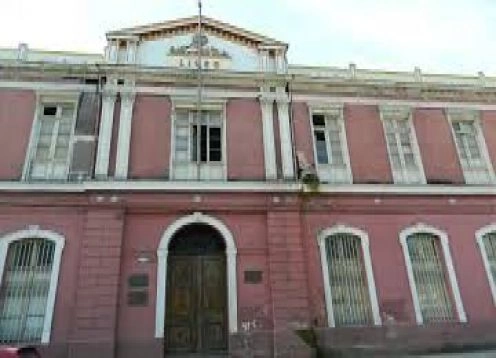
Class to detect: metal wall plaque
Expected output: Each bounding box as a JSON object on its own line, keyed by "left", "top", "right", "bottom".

{"left": 128, "top": 274, "right": 149, "bottom": 288}
{"left": 244, "top": 270, "right": 263, "bottom": 284}
{"left": 127, "top": 290, "right": 148, "bottom": 306}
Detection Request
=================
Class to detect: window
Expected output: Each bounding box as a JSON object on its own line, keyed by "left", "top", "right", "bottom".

{"left": 26, "top": 101, "right": 77, "bottom": 180}
{"left": 318, "top": 226, "right": 381, "bottom": 327}
{"left": 449, "top": 110, "right": 494, "bottom": 184}
{"left": 0, "top": 229, "right": 64, "bottom": 344}
{"left": 400, "top": 225, "right": 466, "bottom": 324}
{"left": 172, "top": 107, "right": 225, "bottom": 180}
{"left": 381, "top": 106, "right": 425, "bottom": 184}
{"left": 311, "top": 106, "right": 352, "bottom": 183}
{"left": 476, "top": 226, "right": 496, "bottom": 306}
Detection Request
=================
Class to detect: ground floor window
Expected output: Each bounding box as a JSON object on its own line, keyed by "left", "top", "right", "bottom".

{"left": 0, "top": 238, "right": 55, "bottom": 343}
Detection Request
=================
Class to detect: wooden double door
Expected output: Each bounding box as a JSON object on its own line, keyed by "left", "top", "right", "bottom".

{"left": 165, "top": 255, "right": 228, "bottom": 354}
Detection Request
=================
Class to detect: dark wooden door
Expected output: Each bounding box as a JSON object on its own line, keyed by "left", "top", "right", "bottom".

{"left": 166, "top": 255, "right": 227, "bottom": 353}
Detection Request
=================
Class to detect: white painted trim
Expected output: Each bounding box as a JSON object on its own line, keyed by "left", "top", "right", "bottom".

{"left": 317, "top": 225, "right": 381, "bottom": 327}
{"left": 379, "top": 106, "right": 426, "bottom": 184}
{"left": 447, "top": 110, "right": 496, "bottom": 184}
{"left": 399, "top": 223, "right": 467, "bottom": 325}
{"left": 309, "top": 104, "right": 353, "bottom": 184}
{"left": 114, "top": 92, "right": 135, "bottom": 179}
{"left": 95, "top": 92, "right": 116, "bottom": 178}
{"left": 21, "top": 93, "right": 42, "bottom": 180}
{"left": 0, "top": 226, "right": 65, "bottom": 344}
{"left": 6, "top": 180, "right": 496, "bottom": 195}
{"left": 260, "top": 98, "right": 277, "bottom": 180}
{"left": 294, "top": 95, "right": 496, "bottom": 111}
{"left": 277, "top": 98, "right": 295, "bottom": 179}
{"left": 476, "top": 224, "right": 496, "bottom": 306}
{"left": 155, "top": 212, "right": 238, "bottom": 338}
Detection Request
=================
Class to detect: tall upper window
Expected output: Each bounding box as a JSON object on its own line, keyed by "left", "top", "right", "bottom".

{"left": 381, "top": 106, "right": 425, "bottom": 184}
{"left": 311, "top": 106, "right": 352, "bottom": 183}
{"left": 172, "top": 107, "right": 225, "bottom": 180}
{"left": 318, "top": 227, "right": 381, "bottom": 327}
{"left": 400, "top": 226, "right": 466, "bottom": 325}
{"left": 476, "top": 226, "right": 496, "bottom": 306}
{"left": 0, "top": 239, "right": 55, "bottom": 343}
{"left": 26, "top": 101, "right": 77, "bottom": 180}
{"left": 449, "top": 110, "right": 494, "bottom": 184}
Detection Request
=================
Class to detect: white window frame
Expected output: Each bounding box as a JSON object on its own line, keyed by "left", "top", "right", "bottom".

{"left": 169, "top": 98, "right": 227, "bottom": 181}
{"left": 0, "top": 226, "right": 65, "bottom": 344}
{"left": 380, "top": 105, "right": 426, "bottom": 184}
{"left": 317, "top": 225, "right": 381, "bottom": 327}
{"left": 399, "top": 223, "right": 467, "bottom": 325}
{"left": 22, "top": 93, "right": 79, "bottom": 181}
{"left": 476, "top": 224, "right": 496, "bottom": 306}
{"left": 447, "top": 109, "right": 495, "bottom": 184}
{"left": 309, "top": 104, "right": 353, "bottom": 184}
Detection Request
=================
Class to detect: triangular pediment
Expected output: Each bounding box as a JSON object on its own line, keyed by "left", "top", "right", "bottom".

{"left": 107, "top": 16, "right": 287, "bottom": 48}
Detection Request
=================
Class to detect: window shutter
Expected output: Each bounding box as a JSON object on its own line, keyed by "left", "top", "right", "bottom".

{"left": 69, "top": 93, "right": 99, "bottom": 181}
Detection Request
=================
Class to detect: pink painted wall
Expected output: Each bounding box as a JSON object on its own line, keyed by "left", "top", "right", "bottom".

{"left": 0, "top": 90, "right": 36, "bottom": 180}
{"left": 413, "top": 109, "right": 464, "bottom": 184}
{"left": 480, "top": 111, "right": 496, "bottom": 171}
{"left": 129, "top": 95, "right": 171, "bottom": 179}
{"left": 292, "top": 102, "right": 314, "bottom": 167}
{"left": 0, "top": 208, "right": 84, "bottom": 345}
{"left": 226, "top": 99, "right": 265, "bottom": 180}
{"left": 345, "top": 104, "right": 393, "bottom": 183}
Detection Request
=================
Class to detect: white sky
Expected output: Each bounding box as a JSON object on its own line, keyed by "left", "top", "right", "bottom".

{"left": 1, "top": 0, "right": 495, "bottom": 75}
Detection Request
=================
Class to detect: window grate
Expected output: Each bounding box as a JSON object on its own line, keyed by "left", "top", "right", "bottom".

{"left": 326, "top": 234, "right": 373, "bottom": 326}
{"left": 0, "top": 239, "right": 55, "bottom": 343}
{"left": 407, "top": 233, "right": 454, "bottom": 323}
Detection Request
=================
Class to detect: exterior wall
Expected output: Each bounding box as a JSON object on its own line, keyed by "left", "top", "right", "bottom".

{"left": 292, "top": 102, "right": 314, "bottom": 167}
{"left": 129, "top": 95, "right": 171, "bottom": 179}
{"left": 481, "top": 111, "right": 496, "bottom": 172}
{"left": 413, "top": 109, "right": 465, "bottom": 184}
{"left": 0, "top": 90, "right": 35, "bottom": 180}
{"left": 226, "top": 99, "right": 265, "bottom": 181}
{"left": 345, "top": 104, "right": 393, "bottom": 183}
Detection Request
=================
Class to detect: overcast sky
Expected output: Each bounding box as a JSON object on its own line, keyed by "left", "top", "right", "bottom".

{"left": 1, "top": 0, "right": 495, "bottom": 75}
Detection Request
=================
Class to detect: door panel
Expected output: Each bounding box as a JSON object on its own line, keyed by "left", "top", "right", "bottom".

{"left": 166, "top": 255, "right": 227, "bottom": 353}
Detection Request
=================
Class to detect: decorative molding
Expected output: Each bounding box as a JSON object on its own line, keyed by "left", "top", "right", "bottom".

{"left": 399, "top": 223, "right": 467, "bottom": 324}
{"left": 317, "top": 225, "right": 381, "bottom": 327}
{"left": 155, "top": 213, "right": 238, "bottom": 338}
{"left": 0, "top": 227, "right": 65, "bottom": 343}
{"left": 476, "top": 224, "right": 496, "bottom": 306}
{"left": 260, "top": 98, "right": 277, "bottom": 180}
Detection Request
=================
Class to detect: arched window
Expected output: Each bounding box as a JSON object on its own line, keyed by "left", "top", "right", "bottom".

{"left": 318, "top": 226, "right": 381, "bottom": 327}
{"left": 0, "top": 228, "right": 64, "bottom": 344}
{"left": 400, "top": 224, "right": 466, "bottom": 324}
{"left": 476, "top": 225, "right": 496, "bottom": 306}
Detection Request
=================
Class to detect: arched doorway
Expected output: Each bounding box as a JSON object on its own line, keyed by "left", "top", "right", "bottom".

{"left": 165, "top": 223, "right": 228, "bottom": 354}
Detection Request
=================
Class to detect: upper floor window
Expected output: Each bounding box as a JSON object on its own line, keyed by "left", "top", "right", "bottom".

{"left": 310, "top": 105, "right": 352, "bottom": 183}
{"left": 171, "top": 105, "right": 225, "bottom": 181}
{"left": 25, "top": 100, "right": 77, "bottom": 180}
{"left": 318, "top": 226, "right": 381, "bottom": 327}
{"left": 381, "top": 106, "right": 425, "bottom": 184}
{"left": 400, "top": 225, "right": 466, "bottom": 324}
{"left": 449, "top": 109, "right": 494, "bottom": 184}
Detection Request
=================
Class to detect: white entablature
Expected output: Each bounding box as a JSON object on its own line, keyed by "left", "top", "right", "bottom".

{"left": 105, "top": 16, "right": 288, "bottom": 73}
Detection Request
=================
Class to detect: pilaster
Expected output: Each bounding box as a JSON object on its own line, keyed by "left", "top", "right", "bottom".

{"left": 260, "top": 98, "right": 277, "bottom": 180}
{"left": 115, "top": 91, "right": 136, "bottom": 179}
{"left": 277, "top": 96, "right": 295, "bottom": 179}
{"left": 94, "top": 90, "right": 116, "bottom": 178}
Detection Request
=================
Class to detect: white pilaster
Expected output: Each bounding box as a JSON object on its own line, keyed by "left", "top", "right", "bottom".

{"left": 277, "top": 98, "right": 295, "bottom": 179}
{"left": 260, "top": 98, "right": 277, "bottom": 180}
{"left": 95, "top": 91, "right": 117, "bottom": 178}
{"left": 115, "top": 91, "right": 136, "bottom": 179}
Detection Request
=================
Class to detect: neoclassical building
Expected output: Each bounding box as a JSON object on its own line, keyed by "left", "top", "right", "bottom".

{"left": 1, "top": 15, "right": 496, "bottom": 357}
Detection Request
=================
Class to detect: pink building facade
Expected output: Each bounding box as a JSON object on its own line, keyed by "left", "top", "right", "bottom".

{"left": 1, "top": 16, "right": 496, "bottom": 357}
